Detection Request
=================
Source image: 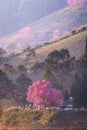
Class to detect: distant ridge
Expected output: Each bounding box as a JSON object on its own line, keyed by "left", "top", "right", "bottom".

{"left": 0, "top": 5, "right": 87, "bottom": 53}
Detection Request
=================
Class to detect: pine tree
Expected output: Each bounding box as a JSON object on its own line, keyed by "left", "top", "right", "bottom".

{"left": 16, "top": 74, "right": 32, "bottom": 108}
{"left": 80, "top": 74, "right": 87, "bottom": 107}
{"left": 71, "top": 73, "right": 81, "bottom": 107}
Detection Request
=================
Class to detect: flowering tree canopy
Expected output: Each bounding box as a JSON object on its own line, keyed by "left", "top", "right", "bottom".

{"left": 27, "top": 80, "right": 63, "bottom": 108}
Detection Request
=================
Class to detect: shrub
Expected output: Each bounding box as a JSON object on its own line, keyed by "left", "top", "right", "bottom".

{"left": 2, "top": 108, "right": 58, "bottom": 127}
{"left": 2, "top": 108, "right": 43, "bottom": 126}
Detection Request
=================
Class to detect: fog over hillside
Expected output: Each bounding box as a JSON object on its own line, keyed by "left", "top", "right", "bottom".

{"left": 0, "top": 0, "right": 87, "bottom": 53}
{"left": 0, "top": 0, "right": 67, "bottom": 37}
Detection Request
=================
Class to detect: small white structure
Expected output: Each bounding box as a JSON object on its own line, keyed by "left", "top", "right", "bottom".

{"left": 64, "top": 104, "right": 73, "bottom": 111}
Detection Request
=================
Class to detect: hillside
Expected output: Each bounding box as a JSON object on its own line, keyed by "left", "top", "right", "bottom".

{"left": 0, "top": 27, "right": 87, "bottom": 112}
{"left": 6, "top": 28, "right": 87, "bottom": 67}
{"left": 0, "top": 4, "right": 87, "bottom": 53}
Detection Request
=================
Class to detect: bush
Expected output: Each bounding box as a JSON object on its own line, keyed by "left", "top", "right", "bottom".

{"left": 2, "top": 108, "right": 19, "bottom": 125}
{"left": 2, "top": 108, "right": 43, "bottom": 126}
{"left": 30, "top": 62, "right": 45, "bottom": 72}
{"left": 2, "top": 108, "right": 58, "bottom": 127}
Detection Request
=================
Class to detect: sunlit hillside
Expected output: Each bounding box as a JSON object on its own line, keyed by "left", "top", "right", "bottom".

{"left": 6, "top": 28, "right": 87, "bottom": 67}
{"left": 0, "top": 5, "right": 87, "bottom": 53}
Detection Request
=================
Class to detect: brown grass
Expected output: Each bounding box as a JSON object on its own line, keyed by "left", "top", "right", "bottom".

{"left": 32, "top": 30, "right": 87, "bottom": 62}
{"left": 1, "top": 108, "right": 87, "bottom": 130}
{"left": 8, "top": 30, "right": 87, "bottom": 67}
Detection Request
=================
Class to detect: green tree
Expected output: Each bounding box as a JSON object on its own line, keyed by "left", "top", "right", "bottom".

{"left": 16, "top": 74, "right": 32, "bottom": 108}
{"left": 79, "top": 74, "right": 87, "bottom": 107}
{"left": 2, "top": 64, "right": 15, "bottom": 73}
{"left": 30, "top": 62, "right": 45, "bottom": 72}
{"left": 43, "top": 49, "right": 71, "bottom": 89}
{"left": 71, "top": 73, "right": 81, "bottom": 107}
{"left": 16, "top": 65, "right": 27, "bottom": 74}
{"left": 0, "top": 70, "right": 14, "bottom": 99}
{"left": 60, "top": 49, "right": 70, "bottom": 59}
{"left": 71, "top": 73, "right": 87, "bottom": 108}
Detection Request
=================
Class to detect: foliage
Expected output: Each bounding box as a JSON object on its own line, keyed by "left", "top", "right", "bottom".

{"left": 15, "top": 74, "right": 32, "bottom": 107}
{"left": 43, "top": 49, "right": 73, "bottom": 90}
{"left": 16, "top": 74, "right": 32, "bottom": 86}
{"left": 70, "top": 38, "right": 87, "bottom": 107}
{"left": 16, "top": 65, "right": 27, "bottom": 73}
{"left": 30, "top": 62, "right": 45, "bottom": 72}
{"left": 2, "top": 64, "right": 15, "bottom": 73}
{"left": 44, "top": 49, "right": 71, "bottom": 72}
{"left": 2, "top": 108, "right": 20, "bottom": 125}
{"left": 40, "top": 109, "right": 57, "bottom": 126}
{"left": 2, "top": 108, "right": 87, "bottom": 127}
{"left": 71, "top": 73, "right": 87, "bottom": 107}
{"left": 2, "top": 108, "right": 58, "bottom": 127}
{"left": 80, "top": 54, "right": 87, "bottom": 66}
{"left": 27, "top": 80, "right": 63, "bottom": 108}
{"left": 2, "top": 108, "right": 43, "bottom": 126}
{"left": 0, "top": 70, "right": 14, "bottom": 99}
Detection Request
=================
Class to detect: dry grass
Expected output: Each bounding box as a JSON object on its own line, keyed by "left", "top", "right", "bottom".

{"left": 8, "top": 29, "right": 87, "bottom": 67}
{"left": 32, "top": 30, "right": 87, "bottom": 62}
{"left": 1, "top": 109, "right": 87, "bottom": 130}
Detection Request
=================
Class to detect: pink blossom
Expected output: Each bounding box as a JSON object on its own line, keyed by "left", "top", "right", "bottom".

{"left": 27, "top": 80, "right": 64, "bottom": 108}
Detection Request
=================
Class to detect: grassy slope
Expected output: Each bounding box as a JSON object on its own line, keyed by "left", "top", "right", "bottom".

{"left": 35, "top": 31, "right": 86, "bottom": 60}
{"left": 14, "top": 30, "right": 87, "bottom": 67}
{"left": 3, "top": 29, "right": 87, "bottom": 85}
{"left": 2, "top": 5, "right": 87, "bottom": 52}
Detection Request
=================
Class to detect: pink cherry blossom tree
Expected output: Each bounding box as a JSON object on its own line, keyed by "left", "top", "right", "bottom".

{"left": 27, "top": 80, "right": 64, "bottom": 109}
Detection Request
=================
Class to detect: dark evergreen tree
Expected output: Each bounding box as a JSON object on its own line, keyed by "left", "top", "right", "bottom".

{"left": 71, "top": 73, "right": 81, "bottom": 107}
{"left": 16, "top": 74, "right": 32, "bottom": 108}
{"left": 64, "top": 90, "right": 69, "bottom": 101}
{"left": 60, "top": 49, "right": 70, "bottom": 59}
{"left": 16, "top": 65, "right": 27, "bottom": 73}
{"left": 79, "top": 74, "right": 87, "bottom": 107}
{"left": 0, "top": 70, "right": 14, "bottom": 99}
{"left": 71, "top": 73, "right": 87, "bottom": 108}
{"left": 43, "top": 49, "right": 72, "bottom": 90}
